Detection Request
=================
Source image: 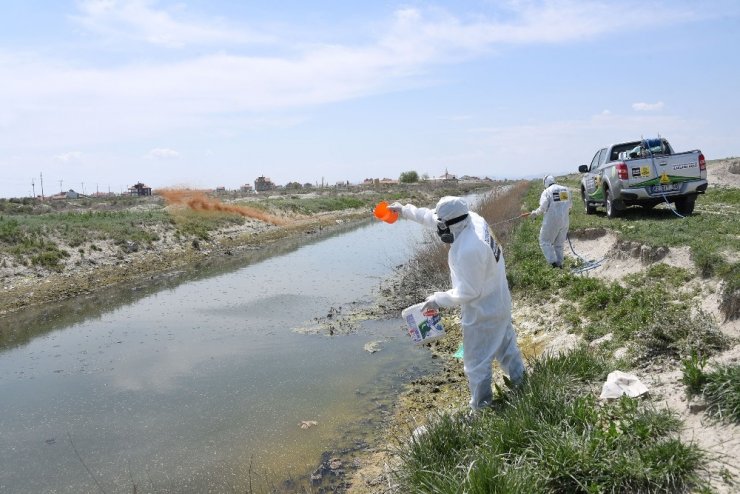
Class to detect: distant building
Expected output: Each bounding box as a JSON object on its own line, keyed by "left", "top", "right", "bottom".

{"left": 128, "top": 182, "right": 152, "bottom": 196}
{"left": 254, "top": 175, "right": 276, "bottom": 192}
{"left": 215, "top": 186, "right": 226, "bottom": 194}
{"left": 427, "top": 169, "right": 458, "bottom": 183}
{"left": 240, "top": 184, "right": 254, "bottom": 193}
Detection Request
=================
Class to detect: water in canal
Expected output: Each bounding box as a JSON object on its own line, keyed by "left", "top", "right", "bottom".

{"left": 0, "top": 218, "right": 440, "bottom": 493}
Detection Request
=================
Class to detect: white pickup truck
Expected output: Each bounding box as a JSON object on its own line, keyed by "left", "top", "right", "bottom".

{"left": 578, "top": 138, "right": 707, "bottom": 217}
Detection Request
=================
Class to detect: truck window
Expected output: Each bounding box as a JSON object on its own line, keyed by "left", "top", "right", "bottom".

{"left": 598, "top": 148, "right": 608, "bottom": 166}
{"left": 589, "top": 151, "right": 600, "bottom": 171}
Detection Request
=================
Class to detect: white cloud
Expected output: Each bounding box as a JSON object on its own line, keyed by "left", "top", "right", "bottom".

{"left": 71, "top": 0, "right": 272, "bottom": 48}
{"left": 632, "top": 101, "right": 665, "bottom": 111}
{"left": 147, "top": 148, "right": 180, "bottom": 159}
{"left": 55, "top": 151, "right": 83, "bottom": 162}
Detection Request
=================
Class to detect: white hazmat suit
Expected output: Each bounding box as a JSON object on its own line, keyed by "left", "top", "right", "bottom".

{"left": 391, "top": 196, "right": 525, "bottom": 409}
{"left": 531, "top": 176, "right": 572, "bottom": 268}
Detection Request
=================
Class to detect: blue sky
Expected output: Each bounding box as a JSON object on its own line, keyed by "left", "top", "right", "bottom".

{"left": 1, "top": 0, "right": 739, "bottom": 198}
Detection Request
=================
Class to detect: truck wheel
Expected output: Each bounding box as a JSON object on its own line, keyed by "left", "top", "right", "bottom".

{"left": 675, "top": 196, "right": 696, "bottom": 215}
{"left": 582, "top": 188, "right": 596, "bottom": 215}
{"left": 605, "top": 188, "right": 620, "bottom": 218}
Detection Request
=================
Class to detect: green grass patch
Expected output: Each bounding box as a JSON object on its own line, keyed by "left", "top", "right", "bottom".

{"left": 397, "top": 349, "right": 707, "bottom": 493}
{"left": 683, "top": 355, "right": 740, "bottom": 424}
{"left": 267, "top": 195, "right": 369, "bottom": 214}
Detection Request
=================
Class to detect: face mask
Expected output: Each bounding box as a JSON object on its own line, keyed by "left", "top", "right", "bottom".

{"left": 436, "top": 213, "right": 468, "bottom": 243}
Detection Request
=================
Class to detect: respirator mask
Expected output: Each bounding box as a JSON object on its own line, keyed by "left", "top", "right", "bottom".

{"left": 436, "top": 214, "right": 469, "bottom": 244}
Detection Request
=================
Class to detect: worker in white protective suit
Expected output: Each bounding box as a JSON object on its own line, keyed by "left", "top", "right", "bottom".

{"left": 530, "top": 175, "right": 572, "bottom": 268}
{"left": 388, "top": 196, "right": 525, "bottom": 410}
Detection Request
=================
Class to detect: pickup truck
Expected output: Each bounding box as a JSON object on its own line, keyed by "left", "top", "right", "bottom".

{"left": 578, "top": 138, "right": 707, "bottom": 217}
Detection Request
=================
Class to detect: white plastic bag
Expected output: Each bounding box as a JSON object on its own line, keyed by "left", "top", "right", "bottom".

{"left": 401, "top": 302, "right": 446, "bottom": 345}
{"left": 599, "top": 371, "right": 648, "bottom": 400}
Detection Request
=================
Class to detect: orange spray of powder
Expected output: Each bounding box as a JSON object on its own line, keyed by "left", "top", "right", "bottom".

{"left": 158, "top": 189, "right": 286, "bottom": 225}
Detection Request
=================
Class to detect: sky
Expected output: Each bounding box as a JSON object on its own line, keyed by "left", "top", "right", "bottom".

{"left": 1, "top": 0, "right": 739, "bottom": 198}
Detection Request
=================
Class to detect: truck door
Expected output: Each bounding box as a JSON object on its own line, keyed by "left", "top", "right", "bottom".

{"left": 584, "top": 148, "right": 607, "bottom": 200}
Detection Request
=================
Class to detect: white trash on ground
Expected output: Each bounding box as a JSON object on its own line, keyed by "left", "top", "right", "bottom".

{"left": 599, "top": 370, "right": 649, "bottom": 400}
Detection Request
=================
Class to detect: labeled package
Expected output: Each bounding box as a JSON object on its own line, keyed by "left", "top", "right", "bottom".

{"left": 401, "top": 302, "right": 446, "bottom": 345}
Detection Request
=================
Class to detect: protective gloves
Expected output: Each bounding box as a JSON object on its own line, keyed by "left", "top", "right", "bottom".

{"left": 388, "top": 202, "right": 403, "bottom": 214}
{"left": 529, "top": 210, "right": 538, "bottom": 218}
{"left": 421, "top": 295, "right": 439, "bottom": 316}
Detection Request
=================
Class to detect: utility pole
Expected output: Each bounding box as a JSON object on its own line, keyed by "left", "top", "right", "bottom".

{"left": 40, "top": 172, "right": 45, "bottom": 200}
{"left": 59, "top": 179, "right": 63, "bottom": 194}
{"left": 31, "top": 178, "right": 35, "bottom": 198}
{"left": 81, "top": 182, "right": 85, "bottom": 195}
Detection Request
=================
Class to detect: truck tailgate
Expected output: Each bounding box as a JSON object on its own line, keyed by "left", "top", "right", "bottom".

{"left": 626, "top": 152, "right": 705, "bottom": 193}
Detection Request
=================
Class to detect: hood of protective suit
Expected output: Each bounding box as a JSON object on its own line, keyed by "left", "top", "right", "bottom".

{"left": 435, "top": 196, "right": 470, "bottom": 237}
{"left": 543, "top": 175, "right": 556, "bottom": 188}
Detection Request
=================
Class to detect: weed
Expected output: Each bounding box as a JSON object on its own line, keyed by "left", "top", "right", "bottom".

{"left": 633, "top": 303, "right": 728, "bottom": 364}
{"left": 702, "top": 364, "right": 740, "bottom": 423}
{"left": 682, "top": 353, "right": 708, "bottom": 395}
{"left": 396, "top": 349, "right": 706, "bottom": 493}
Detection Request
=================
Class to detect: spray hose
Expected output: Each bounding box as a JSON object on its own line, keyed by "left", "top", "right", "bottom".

{"left": 566, "top": 233, "right": 605, "bottom": 274}
{"left": 489, "top": 212, "right": 530, "bottom": 226}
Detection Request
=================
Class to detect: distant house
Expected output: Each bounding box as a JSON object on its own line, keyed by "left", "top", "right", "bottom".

{"left": 128, "top": 182, "right": 152, "bottom": 196}
{"left": 65, "top": 189, "right": 80, "bottom": 199}
{"left": 254, "top": 175, "right": 276, "bottom": 192}
{"left": 215, "top": 186, "right": 226, "bottom": 194}
{"left": 240, "top": 184, "right": 254, "bottom": 193}
{"left": 427, "top": 169, "right": 458, "bottom": 183}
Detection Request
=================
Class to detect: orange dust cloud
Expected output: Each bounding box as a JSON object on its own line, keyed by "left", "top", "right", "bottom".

{"left": 158, "top": 189, "right": 285, "bottom": 225}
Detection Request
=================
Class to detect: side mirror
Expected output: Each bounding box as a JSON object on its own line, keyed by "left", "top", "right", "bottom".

{"left": 578, "top": 165, "right": 588, "bottom": 173}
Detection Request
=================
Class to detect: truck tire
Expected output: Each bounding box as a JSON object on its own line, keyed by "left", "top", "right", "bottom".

{"left": 582, "top": 188, "right": 596, "bottom": 215}
{"left": 605, "top": 188, "right": 620, "bottom": 218}
{"left": 675, "top": 196, "right": 696, "bottom": 215}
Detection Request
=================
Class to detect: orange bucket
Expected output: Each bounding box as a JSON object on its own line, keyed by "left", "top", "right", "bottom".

{"left": 373, "top": 201, "right": 399, "bottom": 224}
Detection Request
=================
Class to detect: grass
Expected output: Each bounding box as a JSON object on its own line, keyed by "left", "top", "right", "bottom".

{"left": 683, "top": 354, "right": 740, "bottom": 423}
{"left": 397, "top": 349, "right": 707, "bottom": 493}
